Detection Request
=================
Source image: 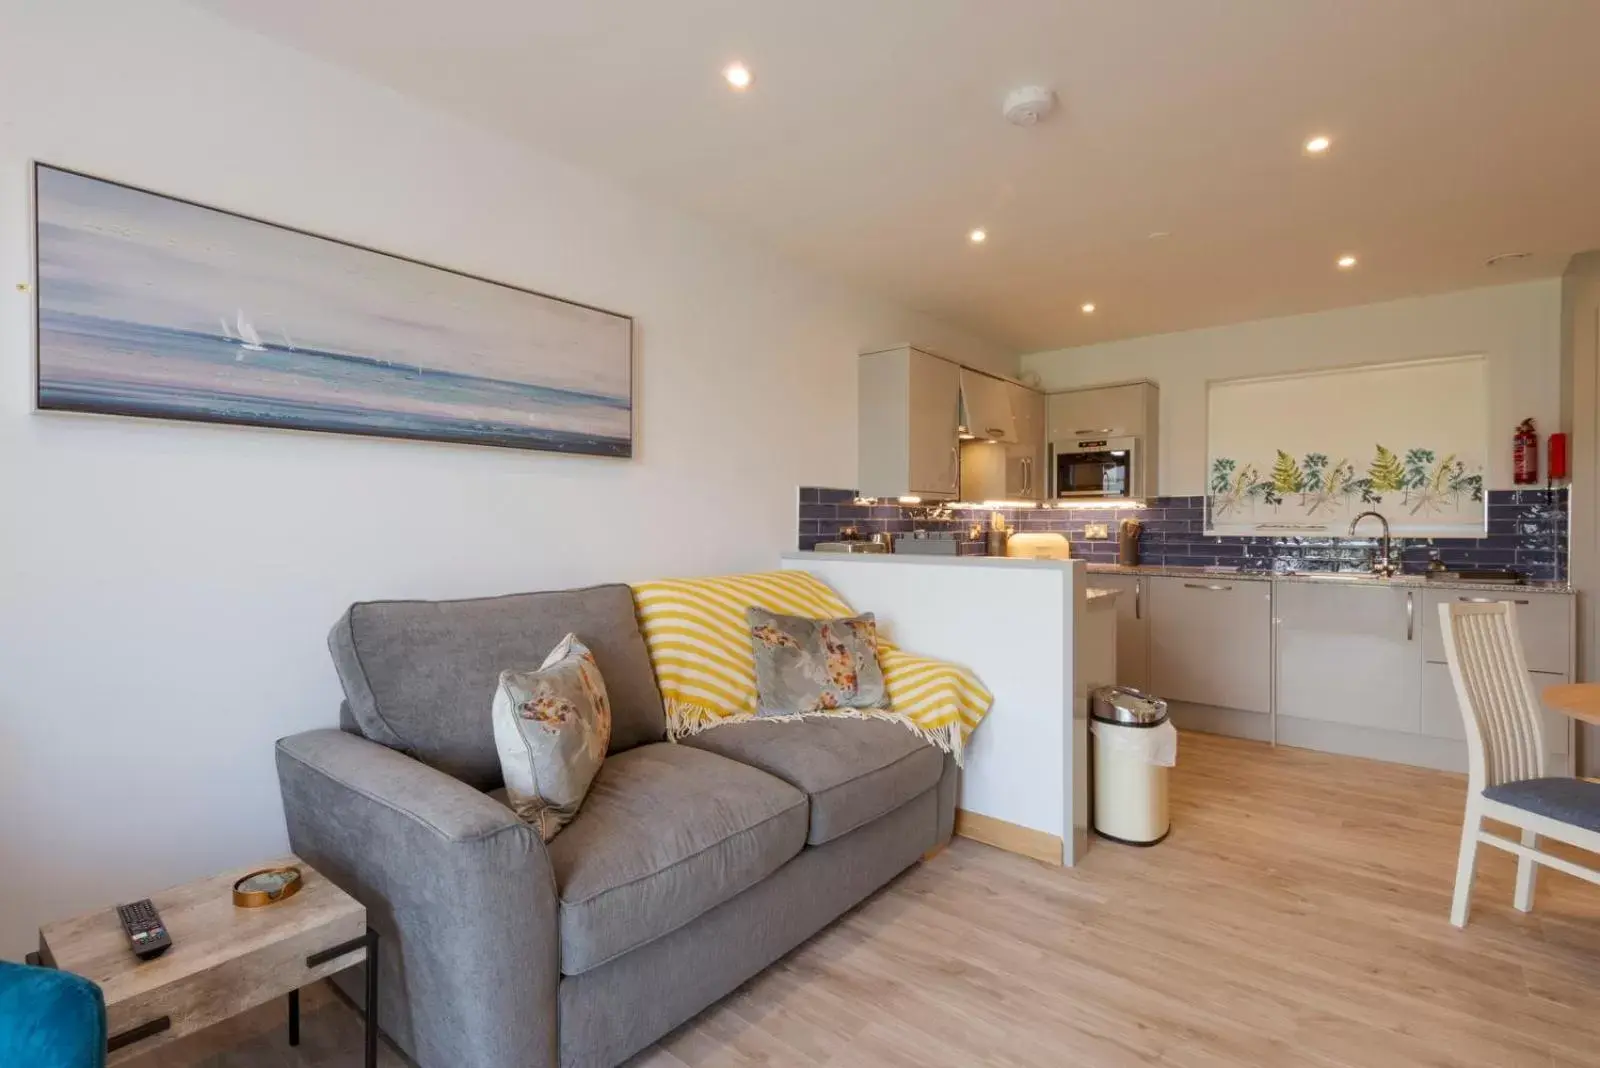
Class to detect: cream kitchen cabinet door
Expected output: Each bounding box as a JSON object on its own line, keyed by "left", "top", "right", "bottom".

{"left": 1275, "top": 582, "right": 1421, "bottom": 733}
{"left": 1005, "top": 382, "right": 1046, "bottom": 500}
{"left": 858, "top": 346, "right": 962, "bottom": 500}
{"left": 1418, "top": 589, "right": 1574, "bottom": 676}
{"left": 1087, "top": 574, "right": 1149, "bottom": 692}
{"left": 1045, "top": 382, "right": 1157, "bottom": 442}
{"left": 1419, "top": 662, "right": 1573, "bottom": 770}
{"left": 1146, "top": 576, "right": 1272, "bottom": 713}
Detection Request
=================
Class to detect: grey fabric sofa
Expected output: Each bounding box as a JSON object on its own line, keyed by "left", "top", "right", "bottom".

{"left": 275, "top": 583, "right": 958, "bottom": 1068}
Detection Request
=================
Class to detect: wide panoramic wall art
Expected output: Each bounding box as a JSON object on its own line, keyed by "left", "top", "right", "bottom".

{"left": 33, "top": 164, "right": 633, "bottom": 456}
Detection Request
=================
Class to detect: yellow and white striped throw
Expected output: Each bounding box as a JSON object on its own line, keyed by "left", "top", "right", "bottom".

{"left": 630, "top": 571, "right": 991, "bottom": 763}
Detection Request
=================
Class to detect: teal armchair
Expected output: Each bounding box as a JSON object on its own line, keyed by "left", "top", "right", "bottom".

{"left": 0, "top": 960, "right": 106, "bottom": 1068}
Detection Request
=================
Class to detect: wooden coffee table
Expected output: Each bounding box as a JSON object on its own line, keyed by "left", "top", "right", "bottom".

{"left": 32, "top": 856, "right": 377, "bottom": 1066}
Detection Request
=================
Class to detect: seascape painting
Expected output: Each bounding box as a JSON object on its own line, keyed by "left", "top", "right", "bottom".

{"left": 33, "top": 164, "right": 633, "bottom": 456}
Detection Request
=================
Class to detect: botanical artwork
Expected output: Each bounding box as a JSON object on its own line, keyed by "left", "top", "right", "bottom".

{"left": 34, "top": 164, "right": 633, "bottom": 455}
{"left": 1210, "top": 445, "right": 1484, "bottom": 531}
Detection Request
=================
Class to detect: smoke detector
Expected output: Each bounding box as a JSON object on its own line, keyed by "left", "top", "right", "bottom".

{"left": 1003, "top": 86, "right": 1057, "bottom": 127}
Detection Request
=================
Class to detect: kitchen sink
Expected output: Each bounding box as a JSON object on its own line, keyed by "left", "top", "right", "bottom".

{"left": 1279, "top": 571, "right": 1391, "bottom": 582}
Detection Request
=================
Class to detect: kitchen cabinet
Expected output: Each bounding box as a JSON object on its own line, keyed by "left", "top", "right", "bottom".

{"left": 1275, "top": 582, "right": 1421, "bottom": 733}
{"left": 1418, "top": 589, "right": 1573, "bottom": 676}
{"left": 1046, "top": 381, "right": 1158, "bottom": 442}
{"left": 1147, "top": 576, "right": 1271, "bottom": 714}
{"left": 1086, "top": 574, "right": 1149, "bottom": 691}
{"left": 1046, "top": 381, "right": 1159, "bottom": 498}
{"left": 1419, "top": 663, "right": 1571, "bottom": 761}
{"left": 858, "top": 346, "right": 962, "bottom": 500}
{"left": 1004, "top": 382, "right": 1046, "bottom": 500}
{"left": 1416, "top": 587, "right": 1574, "bottom": 774}
{"left": 1112, "top": 569, "right": 1576, "bottom": 775}
{"left": 959, "top": 370, "right": 1017, "bottom": 443}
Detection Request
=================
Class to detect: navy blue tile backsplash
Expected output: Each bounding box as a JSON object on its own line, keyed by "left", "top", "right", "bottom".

{"left": 798, "top": 486, "right": 1569, "bottom": 583}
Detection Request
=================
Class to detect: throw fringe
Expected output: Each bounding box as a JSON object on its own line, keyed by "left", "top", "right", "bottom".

{"left": 664, "top": 698, "right": 966, "bottom": 766}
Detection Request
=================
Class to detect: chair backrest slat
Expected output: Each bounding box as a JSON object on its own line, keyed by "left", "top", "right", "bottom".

{"left": 1437, "top": 601, "right": 1545, "bottom": 793}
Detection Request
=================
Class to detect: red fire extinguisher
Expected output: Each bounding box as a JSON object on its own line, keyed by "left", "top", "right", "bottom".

{"left": 1513, "top": 418, "right": 1539, "bottom": 485}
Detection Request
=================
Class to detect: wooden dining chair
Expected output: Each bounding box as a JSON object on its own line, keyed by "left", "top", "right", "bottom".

{"left": 1438, "top": 600, "right": 1600, "bottom": 927}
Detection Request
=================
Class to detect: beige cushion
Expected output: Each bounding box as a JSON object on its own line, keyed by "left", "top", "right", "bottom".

{"left": 491, "top": 634, "right": 612, "bottom": 840}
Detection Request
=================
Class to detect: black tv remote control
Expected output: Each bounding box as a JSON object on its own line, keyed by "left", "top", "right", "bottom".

{"left": 116, "top": 899, "right": 171, "bottom": 961}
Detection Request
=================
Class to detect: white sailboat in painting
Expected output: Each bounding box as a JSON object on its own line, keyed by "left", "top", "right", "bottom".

{"left": 234, "top": 309, "right": 266, "bottom": 359}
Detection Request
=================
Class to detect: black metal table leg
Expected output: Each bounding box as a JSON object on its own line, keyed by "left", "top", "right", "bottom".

{"left": 364, "top": 926, "right": 379, "bottom": 1068}
{"left": 288, "top": 987, "right": 300, "bottom": 1046}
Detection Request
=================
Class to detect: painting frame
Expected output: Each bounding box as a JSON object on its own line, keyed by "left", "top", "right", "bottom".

{"left": 32, "top": 162, "right": 635, "bottom": 458}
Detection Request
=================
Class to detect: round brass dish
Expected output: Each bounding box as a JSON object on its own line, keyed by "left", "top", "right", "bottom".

{"left": 232, "top": 866, "right": 303, "bottom": 908}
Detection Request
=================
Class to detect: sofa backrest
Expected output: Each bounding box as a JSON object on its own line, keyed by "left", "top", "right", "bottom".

{"left": 328, "top": 584, "right": 666, "bottom": 788}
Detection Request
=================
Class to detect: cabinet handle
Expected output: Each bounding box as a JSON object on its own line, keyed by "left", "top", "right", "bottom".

{"left": 1458, "top": 596, "right": 1531, "bottom": 605}
{"left": 1406, "top": 590, "right": 1414, "bottom": 641}
{"left": 948, "top": 444, "right": 958, "bottom": 489}
{"left": 1183, "top": 583, "right": 1233, "bottom": 591}
{"left": 1072, "top": 427, "right": 1115, "bottom": 435}
{"left": 1135, "top": 577, "right": 1142, "bottom": 619}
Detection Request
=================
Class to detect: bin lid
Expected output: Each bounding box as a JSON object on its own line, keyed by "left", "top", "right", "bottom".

{"left": 1091, "top": 685, "right": 1168, "bottom": 726}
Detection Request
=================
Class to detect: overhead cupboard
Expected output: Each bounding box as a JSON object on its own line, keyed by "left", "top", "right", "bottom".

{"left": 858, "top": 348, "right": 1157, "bottom": 504}
{"left": 1086, "top": 572, "right": 1576, "bottom": 775}
{"left": 857, "top": 345, "right": 1047, "bottom": 502}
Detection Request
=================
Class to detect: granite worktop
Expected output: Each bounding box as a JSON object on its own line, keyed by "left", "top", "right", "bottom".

{"left": 1083, "top": 562, "right": 1571, "bottom": 594}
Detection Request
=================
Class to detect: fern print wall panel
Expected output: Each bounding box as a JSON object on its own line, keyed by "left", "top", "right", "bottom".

{"left": 1206, "top": 355, "right": 1488, "bottom": 536}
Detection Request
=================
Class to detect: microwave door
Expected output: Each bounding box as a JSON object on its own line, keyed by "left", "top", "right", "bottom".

{"left": 1054, "top": 441, "right": 1134, "bottom": 498}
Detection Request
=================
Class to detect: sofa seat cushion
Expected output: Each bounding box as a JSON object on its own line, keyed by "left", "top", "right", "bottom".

{"left": 545, "top": 743, "right": 808, "bottom": 975}
{"left": 328, "top": 584, "right": 666, "bottom": 789}
{"left": 681, "top": 719, "right": 943, "bottom": 845}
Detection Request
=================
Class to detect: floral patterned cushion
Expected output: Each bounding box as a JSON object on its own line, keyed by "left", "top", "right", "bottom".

{"left": 491, "top": 634, "right": 612, "bottom": 840}
{"left": 746, "top": 607, "right": 890, "bottom": 717}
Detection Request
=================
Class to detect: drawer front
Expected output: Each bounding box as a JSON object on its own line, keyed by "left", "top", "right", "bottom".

{"left": 1419, "top": 662, "right": 1571, "bottom": 758}
{"left": 1420, "top": 590, "right": 1572, "bottom": 675}
{"left": 1147, "top": 577, "right": 1272, "bottom": 714}
{"left": 104, "top": 913, "right": 367, "bottom": 1065}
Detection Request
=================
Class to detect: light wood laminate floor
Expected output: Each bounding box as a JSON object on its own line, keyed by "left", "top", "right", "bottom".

{"left": 132, "top": 732, "right": 1600, "bottom": 1068}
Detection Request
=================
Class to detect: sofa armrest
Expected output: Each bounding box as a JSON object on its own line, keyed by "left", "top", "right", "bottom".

{"left": 276, "top": 729, "right": 558, "bottom": 1068}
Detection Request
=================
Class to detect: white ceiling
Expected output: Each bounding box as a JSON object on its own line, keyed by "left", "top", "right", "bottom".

{"left": 195, "top": 0, "right": 1600, "bottom": 353}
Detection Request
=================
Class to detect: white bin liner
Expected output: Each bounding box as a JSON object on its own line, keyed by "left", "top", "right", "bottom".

{"left": 1091, "top": 719, "right": 1178, "bottom": 767}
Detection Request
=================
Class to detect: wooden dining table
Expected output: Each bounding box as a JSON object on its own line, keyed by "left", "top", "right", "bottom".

{"left": 1541, "top": 682, "right": 1600, "bottom": 726}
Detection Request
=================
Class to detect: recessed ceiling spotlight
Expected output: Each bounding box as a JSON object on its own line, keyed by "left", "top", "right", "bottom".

{"left": 1336, "top": 254, "right": 1358, "bottom": 269}
{"left": 1304, "top": 135, "right": 1332, "bottom": 155}
{"left": 723, "top": 62, "right": 753, "bottom": 90}
{"left": 1081, "top": 303, "right": 1096, "bottom": 314}
{"left": 969, "top": 228, "right": 987, "bottom": 244}
{"left": 1486, "top": 251, "right": 1532, "bottom": 268}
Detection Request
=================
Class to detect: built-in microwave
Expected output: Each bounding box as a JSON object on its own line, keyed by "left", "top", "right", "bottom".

{"left": 1050, "top": 435, "right": 1140, "bottom": 499}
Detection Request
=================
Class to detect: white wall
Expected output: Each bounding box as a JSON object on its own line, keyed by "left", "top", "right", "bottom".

{"left": 781, "top": 554, "right": 1087, "bottom": 863}
{"left": 1023, "top": 282, "right": 1562, "bottom": 496}
{"left": 0, "top": 0, "right": 1013, "bottom": 957}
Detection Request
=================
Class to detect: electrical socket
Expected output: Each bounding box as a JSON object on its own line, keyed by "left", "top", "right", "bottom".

{"left": 1084, "top": 523, "right": 1110, "bottom": 540}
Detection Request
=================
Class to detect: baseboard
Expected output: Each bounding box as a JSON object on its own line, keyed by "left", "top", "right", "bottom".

{"left": 1167, "top": 701, "right": 1272, "bottom": 741}
{"left": 954, "top": 809, "right": 1063, "bottom": 865}
{"left": 1274, "top": 718, "right": 1469, "bottom": 773}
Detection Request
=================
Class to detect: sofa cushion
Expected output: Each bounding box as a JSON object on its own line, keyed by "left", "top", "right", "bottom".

{"left": 680, "top": 718, "right": 944, "bottom": 845}
{"left": 544, "top": 743, "right": 807, "bottom": 975}
{"left": 329, "top": 585, "right": 665, "bottom": 789}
